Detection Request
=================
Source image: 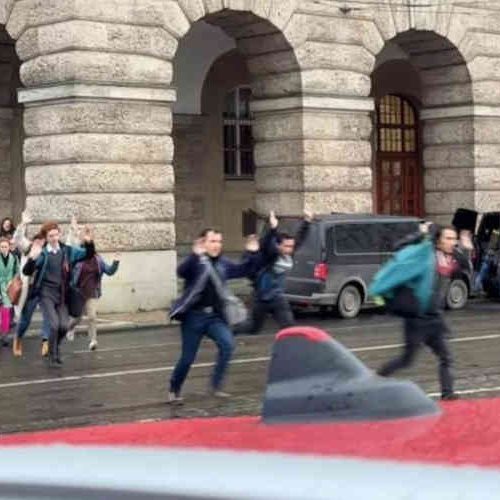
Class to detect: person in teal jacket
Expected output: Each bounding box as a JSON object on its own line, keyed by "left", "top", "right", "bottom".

{"left": 369, "top": 237, "right": 436, "bottom": 315}
{"left": 369, "top": 225, "right": 465, "bottom": 401}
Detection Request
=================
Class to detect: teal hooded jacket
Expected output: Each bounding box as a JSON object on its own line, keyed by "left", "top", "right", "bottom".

{"left": 368, "top": 239, "right": 436, "bottom": 315}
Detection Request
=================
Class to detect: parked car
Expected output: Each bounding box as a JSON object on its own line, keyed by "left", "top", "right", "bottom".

{"left": 281, "top": 214, "right": 420, "bottom": 319}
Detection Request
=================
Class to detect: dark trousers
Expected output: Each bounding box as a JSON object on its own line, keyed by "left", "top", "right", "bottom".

{"left": 16, "top": 295, "right": 50, "bottom": 340}
{"left": 378, "top": 313, "right": 454, "bottom": 397}
{"left": 170, "top": 311, "right": 235, "bottom": 395}
{"left": 234, "top": 294, "right": 295, "bottom": 335}
{"left": 39, "top": 293, "right": 69, "bottom": 359}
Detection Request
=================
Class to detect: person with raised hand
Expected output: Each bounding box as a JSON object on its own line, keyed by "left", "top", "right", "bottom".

{"left": 234, "top": 209, "right": 312, "bottom": 335}
{"left": 65, "top": 216, "right": 120, "bottom": 351}
{"left": 168, "top": 228, "right": 259, "bottom": 404}
{"left": 23, "top": 221, "right": 95, "bottom": 367}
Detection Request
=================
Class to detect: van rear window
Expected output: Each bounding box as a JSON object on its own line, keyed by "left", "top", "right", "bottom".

{"left": 331, "top": 221, "right": 418, "bottom": 255}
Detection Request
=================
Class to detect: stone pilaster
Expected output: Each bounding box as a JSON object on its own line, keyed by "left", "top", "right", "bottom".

{"left": 252, "top": 96, "right": 374, "bottom": 215}
{"left": 421, "top": 108, "right": 475, "bottom": 223}
{"left": 16, "top": 13, "right": 178, "bottom": 312}
{"left": 248, "top": 6, "right": 379, "bottom": 217}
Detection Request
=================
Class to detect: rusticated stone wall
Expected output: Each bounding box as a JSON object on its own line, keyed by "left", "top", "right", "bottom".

{"left": 0, "top": 0, "right": 496, "bottom": 312}
{"left": 0, "top": 28, "right": 21, "bottom": 221}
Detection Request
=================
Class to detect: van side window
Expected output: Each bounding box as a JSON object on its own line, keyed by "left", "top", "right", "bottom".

{"left": 333, "top": 224, "right": 379, "bottom": 255}
{"left": 378, "top": 222, "right": 420, "bottom": 252}
{"left": 329, "top": 221, "right": 419, "bottom": 256}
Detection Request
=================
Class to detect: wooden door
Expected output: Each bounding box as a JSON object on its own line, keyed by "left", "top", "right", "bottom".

{"left": 376, "top": 95, "right": 423, "bottom": 216}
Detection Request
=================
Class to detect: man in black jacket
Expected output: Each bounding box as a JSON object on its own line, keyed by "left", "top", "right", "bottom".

{"left": 234, "top": 210, "right": 312, "bottom": 335}
{"left": 169, "top": 229, "right": 259, "bottom": 404}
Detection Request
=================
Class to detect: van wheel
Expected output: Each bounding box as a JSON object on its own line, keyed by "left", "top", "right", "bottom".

{"left": 446, "top": 279, "right": 468, "bottom": 310}
{"left": 337, "top": 285, "right": 362, "bottom": 319}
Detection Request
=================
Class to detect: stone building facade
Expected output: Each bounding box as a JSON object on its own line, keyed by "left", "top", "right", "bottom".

{"left": 0, "top": 0, "right": 498, "bottom": 312}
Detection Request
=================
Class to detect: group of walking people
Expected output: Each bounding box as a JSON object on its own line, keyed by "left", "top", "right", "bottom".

{"left": 168, "top": 210, "right": 312, "bottom": 403}
{"left": 170, "top": 212, "right": 474, "bottom": 405}
{"left": 0, "top": 206, "right": 478, "bottom": 404}
{"left": 0, "top": 213, "right": 120, "bottom": 366}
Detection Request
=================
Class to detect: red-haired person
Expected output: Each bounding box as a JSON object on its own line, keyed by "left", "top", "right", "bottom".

{"left": 23, "top": 221, "right": 95, "bottom": 366}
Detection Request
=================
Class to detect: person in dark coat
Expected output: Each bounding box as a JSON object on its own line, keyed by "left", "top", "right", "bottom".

{"left": 23, "top": 221, "right": 95, "bottom": 366}
{"left": 168, "top": 228, "right": 259, "bottom": 403}
{"left": 373, "top": 224, "right": 472, "bottom": 401}
{"left": 234, "top": 210, "right": 312, "bottom": 335}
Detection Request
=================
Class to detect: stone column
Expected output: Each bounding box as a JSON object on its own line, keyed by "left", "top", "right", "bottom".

{"left": 421, "top": 107, "right": 475, "bottom": 225}
{"left": 13, "top": 17, "right": 178, "bottom": 313}
{"left": 252, "top": 97, "right": 374, "bottom": 216}
{"left": 462, "top": 33, "right": 500, "bottom": 214}
{"left": 473, "top": 113, "right": 500, "bottom": 214}
{"left": 247, "top": 7, "right": 381, "bottom": 217}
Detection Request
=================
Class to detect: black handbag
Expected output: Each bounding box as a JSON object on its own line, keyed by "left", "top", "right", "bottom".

{"left": 67, "top": 286, "right": 86, "bottom": 318}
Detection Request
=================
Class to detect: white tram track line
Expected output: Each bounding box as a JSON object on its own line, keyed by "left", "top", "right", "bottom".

{"left": 3, "top": 332, "right": 500, "bottom": 390}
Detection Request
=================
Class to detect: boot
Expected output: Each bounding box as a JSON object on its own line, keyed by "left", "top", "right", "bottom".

{"left": 55, "top": 334, "right": 64, "bottom": 365}
{"left": 47, "top": 337, "right": 61, "bottom": 368}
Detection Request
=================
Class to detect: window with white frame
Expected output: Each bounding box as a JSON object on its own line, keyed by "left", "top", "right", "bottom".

{"left": 223, "top": 86, "right": 254, "bottom": 179}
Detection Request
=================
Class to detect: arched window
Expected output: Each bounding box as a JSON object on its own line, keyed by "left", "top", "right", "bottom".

{"left": 376, "top": 95, "right": 422, "bottom": 216}
{"left": 223, "top": 86, "right": 254, "bottom": 179}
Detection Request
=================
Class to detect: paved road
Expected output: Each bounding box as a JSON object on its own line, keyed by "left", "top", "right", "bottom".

{"left": 2, "top": 302, "right": 500, "bottom": 435}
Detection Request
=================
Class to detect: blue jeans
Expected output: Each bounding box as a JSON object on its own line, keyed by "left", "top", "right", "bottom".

{"left": 474, "top": 260, "right": 491, "bottom": 292}
{"left": 170, "top": 311, "right": 236, "bottom": 395}
{"left": 16, "top": 295, "right": 50, "bottom": 340}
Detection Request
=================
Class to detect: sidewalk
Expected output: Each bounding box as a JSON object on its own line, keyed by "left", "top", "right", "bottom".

{"left": 23, "top": 309, "right": 172, "bottom": 338}
{"left": 23, "top": 279, "right": 253, "bottom": 337}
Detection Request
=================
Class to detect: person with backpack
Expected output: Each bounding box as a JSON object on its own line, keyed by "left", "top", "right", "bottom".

{"left": 234, "top": 210, "right": 312, "bottom": 335}
{"left": 65, "top": 217, "right": 120, "bottom": 351}
{"left": 23, "top": 221, "right": 95, "bottom": 366}
{"left": 168, "top": 228, "right": 259, "bottom": 404}
{"left": 0, "top": 236, "right": 19, "bottom": 347}
{"left": 369, "top": 224, "right": 471, "bottom": 401}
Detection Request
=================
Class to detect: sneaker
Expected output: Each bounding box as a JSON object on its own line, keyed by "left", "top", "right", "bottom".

{"left": 66, "top": 329, "right": 75, "bottom": 342}
{"left": 89, "top": 341, "right": 98, "bottom": 351}
{"left": 211, "top": 390, "right": 231, "bottom": 399}
{"left": 41, "top": 340, "right": 49, "bottom": 358}
{"left": 12, "top": 337, "right": 22, "bottom": 357}
{"left": 441, "top": 393, "right": 460, "bottom": 401}
{"left": 1, "top": 336, "right": 10, "bottom": 348}
{"left": 167, "top": 392, "right": 184, "bottom": 405}
{"left": 48, "top": 357, "right": 62, "bottom": 368}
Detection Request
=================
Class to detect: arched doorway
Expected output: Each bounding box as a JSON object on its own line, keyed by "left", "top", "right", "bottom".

{"left": 371, "top": 31, "right": 474, "bottom": 224}
{"left": 172, "top": 12, "right": 303, "bottom": 253}
{"left": 375, "top": 94, "right": 422, "bottom": 216}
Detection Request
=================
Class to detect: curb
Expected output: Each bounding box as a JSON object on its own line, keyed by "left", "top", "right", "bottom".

{"left": 22, "top": 319, "right": 175, "bottom": 339}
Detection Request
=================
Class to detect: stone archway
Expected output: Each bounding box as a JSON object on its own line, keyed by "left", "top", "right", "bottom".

{"left": 0, "top": 0, "right": 498, "bottom": 312}
{"left": 0, "top": 26, "right": 22, "bottom": 221}
{"left": 171, "top": 10, "right": 304, "bottom": 252}
{"left": 372, "top": 30, "right": 473, "bottom": 223}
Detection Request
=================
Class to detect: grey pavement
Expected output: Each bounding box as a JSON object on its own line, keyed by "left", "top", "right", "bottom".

{"left": 2, "top": 302, "right": 500, "bottom": 435}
